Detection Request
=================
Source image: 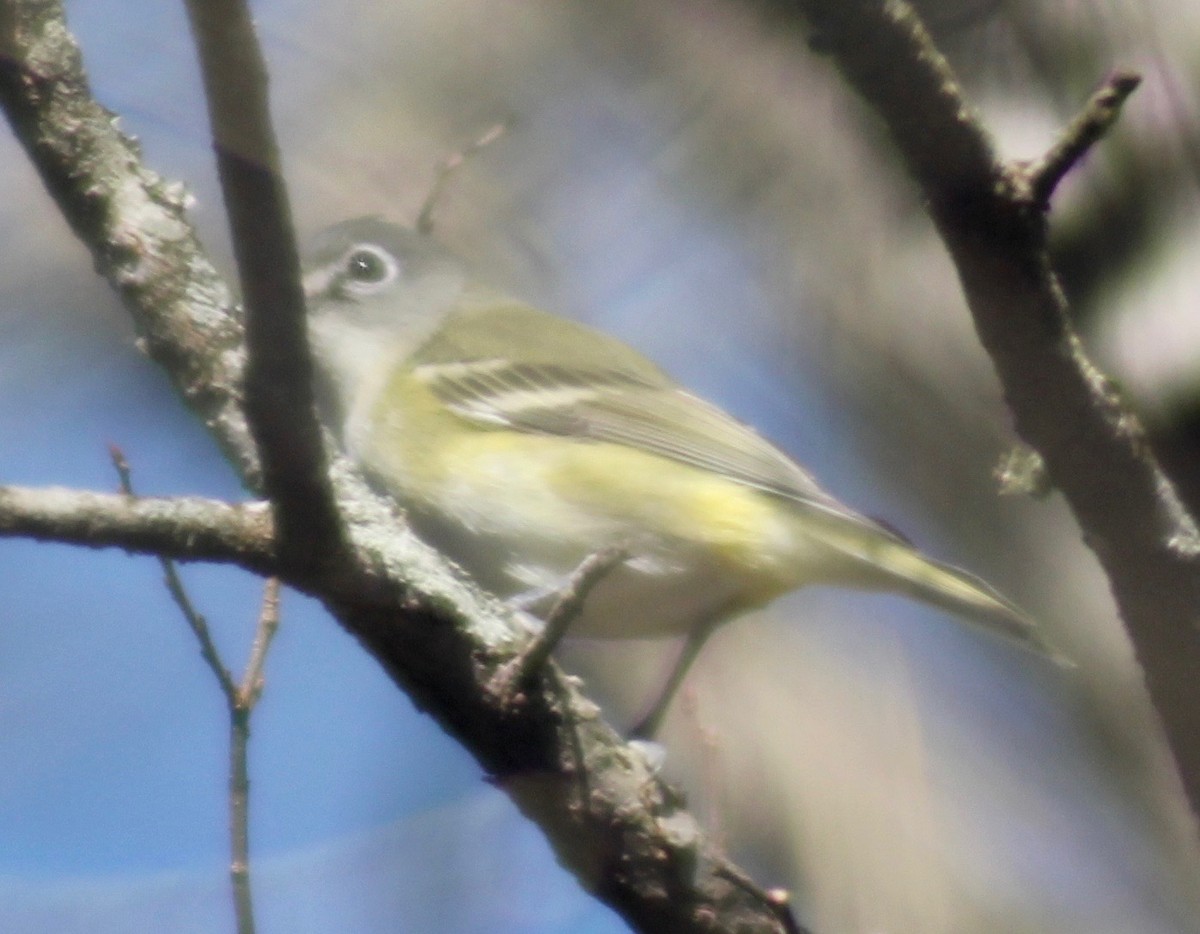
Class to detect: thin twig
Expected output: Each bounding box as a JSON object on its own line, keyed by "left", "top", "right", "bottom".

{"left": 240, "top": 578, "right": 281, "bottom": 707}
{"left": 491, "top": 546, "right": 628, "bottom": 700}
{"left": 168, "top": 559, "right": 240, "bottom": 701}
{"left": 228, "top": 700, "right": 254, "bottom": 934}
{"left": 415, "top": 120, "right": 510, "bottom": 235}
{"left": 715, "top": 860, "right": 810, "bottom": 934}
{"left": 228, "top": 578, "right": 281, "bottom": 934}
{"left": 108, "top": 447, "right": 283, "bottom": 934}
{"left": 1025, "top": 71, "right": 1143, "bottom": 207}
{"left": 108, "top": 443, "right": 133, "bottom": 494}
{"left": 109, "top": 445, "right": 237, "bottom": 702}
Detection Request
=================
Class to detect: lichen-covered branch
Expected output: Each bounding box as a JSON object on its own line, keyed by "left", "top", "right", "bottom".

{"left": 0, "top": 485, "right": 276, "bottom": 570}
{"left": 0, "top": 0, "right": 256, "bottom": 484}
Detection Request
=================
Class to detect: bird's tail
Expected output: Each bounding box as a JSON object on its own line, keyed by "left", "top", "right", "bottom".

{"left": 808, "top": 518, "right": 1070, "bottom": 665}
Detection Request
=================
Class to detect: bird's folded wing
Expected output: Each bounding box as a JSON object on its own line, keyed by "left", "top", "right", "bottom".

{"left": 415, "top": 354, "right": 895, "bottom": 537}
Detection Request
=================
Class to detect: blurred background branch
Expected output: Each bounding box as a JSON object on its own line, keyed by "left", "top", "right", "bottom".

{"left": 795, "top": 0, "right": 1200, "bottom": 828}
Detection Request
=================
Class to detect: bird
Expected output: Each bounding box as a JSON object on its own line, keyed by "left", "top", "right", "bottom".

{"left": 301, "top": 216, "right": 1061, "bottom": 735}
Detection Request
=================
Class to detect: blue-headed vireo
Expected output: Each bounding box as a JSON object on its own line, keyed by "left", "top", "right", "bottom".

{"left": 302, "top": 217, "right": 1058, "bottom": 731}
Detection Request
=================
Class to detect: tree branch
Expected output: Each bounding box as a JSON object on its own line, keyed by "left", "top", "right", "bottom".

{"left": 1024, "top": 71, "right": 1143, "bottom": 208}
{"left": 797, "top": 0, "right": 1200, "bottom": 824}
{"left": 182, "top": 0, "right": 342, "bottom": 567}
{"left": 0, "top": 485, "right": 276, "bottom": 569}
{"left": 0, "top": 0, "right": 255, "bottom": 484}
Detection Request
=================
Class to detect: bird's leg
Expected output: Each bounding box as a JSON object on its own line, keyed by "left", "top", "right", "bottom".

{"left": 629, "top": 613, "right": 725, "bottom": 739}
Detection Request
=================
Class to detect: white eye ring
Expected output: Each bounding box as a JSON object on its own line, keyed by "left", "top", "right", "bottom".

{"left": 339, "top": 244, "right": 397, "bottom": 295}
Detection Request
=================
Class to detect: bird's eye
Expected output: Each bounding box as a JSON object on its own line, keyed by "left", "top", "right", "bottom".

{"left": 342, "top": 245, "right": 395, "bottom": 288}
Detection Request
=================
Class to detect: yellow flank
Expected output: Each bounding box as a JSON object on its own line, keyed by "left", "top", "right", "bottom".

{"left": 364, "top": 364, "right": 805, "bottom": 608}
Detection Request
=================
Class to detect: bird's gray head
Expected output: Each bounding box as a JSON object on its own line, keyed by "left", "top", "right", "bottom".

{"left": 301, "top": 217, "right": 467, "bottom": 442}
{"left": 302, "top": 216, "right": 466, "bottom": 331}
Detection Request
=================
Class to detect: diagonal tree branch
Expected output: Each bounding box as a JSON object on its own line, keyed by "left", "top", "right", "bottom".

{"left": 0, "top": 0, "right": 255, "bottom": 484}
{"left": 796, "top": 0, "right": 1200, "bottom": 824}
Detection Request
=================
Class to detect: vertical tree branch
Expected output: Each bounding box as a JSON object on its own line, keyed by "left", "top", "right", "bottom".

{"left": 182, "top": 0, "right": 342, "bottom": 568}
{"left": 227, "top": 579, "right": 281, "bottom": 934}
